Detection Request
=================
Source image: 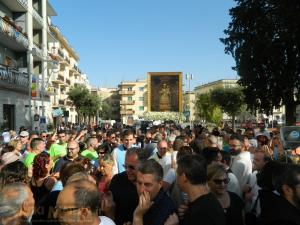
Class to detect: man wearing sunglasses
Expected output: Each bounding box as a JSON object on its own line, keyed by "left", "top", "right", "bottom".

{"left": 53, "top": 140, "right": 81, "bottom": 173}
{"left": 105, "top": 148, "right": 142, "bottom": 225}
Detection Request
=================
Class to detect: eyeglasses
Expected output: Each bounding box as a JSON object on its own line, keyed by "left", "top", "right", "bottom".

{"left": 20, "top": 136, "right": 27, "bottom": 138}
{"left": 42, "top": 135, "right": 48, "bottom": 138}
{"left": 58, "top": 136, "right": 65, "bottom": 138}
{"left": 99, "top": 152, "right": 105, "bottom": 155}
{"left": 213, "top": 178, "right": 230, "bottom": 185}
{"left": 123, "top": 164, "right": 136, "bottom": 170}
{"left": 67, "top": 147, "right": 78, "bottom": 151}
{"left": 55, "top": 206, "right": 81, "bottom": 213}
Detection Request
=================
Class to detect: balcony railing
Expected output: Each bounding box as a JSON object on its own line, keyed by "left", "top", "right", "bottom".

{"left": 119, "top": 90, "right": 135, "bottom": 95}
{"left": 58, "top": 48, "right": 64, "bottom": 59}
{"left": 120, "top": 100, "right": 135, "bottom": 105}
{"left": 32, "top": 9, "right": 43, "bottom": 26}
{"left": 121, "top": 109, "right": 134, "bottom": 115}
{"left": 17, "top": 0, "right": 28, "bottom": 9}
{"left": 0, "top": 65, "right": 29, "bottom": 90}
{"left": 0, "top": 17, "right": 29, "bottom": 49}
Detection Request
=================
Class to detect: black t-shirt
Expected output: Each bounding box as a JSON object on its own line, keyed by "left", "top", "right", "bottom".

{"left": 225, "top": 192, "right": 244, "bottom": 225}
{"left": 181, "top": 192, "right": 226, "bottom": 225}
{"left": 109, "top": 172, "right": 139, "bottom": 225}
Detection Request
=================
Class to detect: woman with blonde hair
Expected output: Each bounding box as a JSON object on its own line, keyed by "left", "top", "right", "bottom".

{"left": 8, "top": 139, "right": 22, "bottom": 156}
{"left": 207, "top": 163, "right": 244, "bottom": 225}
{"left": 98, "top": 153, "right": 114, "bottom": 193}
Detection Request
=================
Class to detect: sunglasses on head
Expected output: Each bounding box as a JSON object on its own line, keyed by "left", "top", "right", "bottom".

{"left": 213, "top": 178, "right": 230, "bottom": 185}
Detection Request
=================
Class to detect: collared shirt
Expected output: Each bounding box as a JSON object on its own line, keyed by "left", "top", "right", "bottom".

{"left": 143, "top": 189, "right": 176, "bottom": 225}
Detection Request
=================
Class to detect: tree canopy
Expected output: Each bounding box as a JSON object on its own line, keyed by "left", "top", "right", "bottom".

{"left": 211, "top": 87, "right": 245, "bottom": 129}
{"left": 68, "top": 85, "right": 101, "bottom": 122}
{"left": 195, "top": 92, "right": 222, "bottom": 125}
{"left": 221, "top": 0, "right": 300, "bottom": 125}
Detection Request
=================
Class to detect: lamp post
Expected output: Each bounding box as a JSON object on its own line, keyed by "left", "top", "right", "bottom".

{"left": 186, "top": 74, "right": 193, "bottom": 127}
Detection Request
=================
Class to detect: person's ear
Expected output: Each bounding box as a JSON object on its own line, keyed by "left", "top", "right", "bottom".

{"left": 282, "top": 184, "right": 293, "bottom": 198}
{"left": 79, "top": 208, "right": 89, "bottom": 220}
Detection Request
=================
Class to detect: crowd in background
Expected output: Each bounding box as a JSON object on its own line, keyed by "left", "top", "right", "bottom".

{"left": 0, "top": 121, "right": 299, "bottom": 225}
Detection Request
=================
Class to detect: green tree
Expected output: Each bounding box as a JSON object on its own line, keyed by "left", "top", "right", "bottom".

{"left": 68, "top": 85, "right": 102, "bottom": 123}
{"left": 68, "top": 85, "right": 90, "bottom": 123}
{"left": 195, "top": 92, "right": 222, "bottom": 124}
{"left": 211, "top": 87, "right": 245, "bottom": 129}
{"left": 221, "top": 0, "right": 300, "bottom": 125}
{"left": 99, "top": 101, "right": 112, "bottom": 120}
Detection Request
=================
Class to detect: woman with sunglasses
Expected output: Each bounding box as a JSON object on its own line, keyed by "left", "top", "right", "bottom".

{"left": 207, "top": 164, "right": 244, "bottom": 225}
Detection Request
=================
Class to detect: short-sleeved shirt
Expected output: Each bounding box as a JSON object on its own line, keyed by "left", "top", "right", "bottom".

{"left": 109, "top": 172, "right": 139, "bottom": 225}
{"left": 181, "top": 192, "right": 226, "bottom": 225}
{"left": 49, "top": 143, "right": 67, "bottom": 162}
{"left": 23, "top": 152, "right": 37, "bottom": 168}
{"left": 81, "top": 149, "right": 98, "bottom": 160}
{"left": 143, "top": 189, "right": 176, "bottom": 225}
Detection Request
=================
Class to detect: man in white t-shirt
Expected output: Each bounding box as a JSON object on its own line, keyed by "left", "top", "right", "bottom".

{"left": 54, "top": 179, "right": 115, "bottom": 225}
{"left": 229, "top": 134, "right": 252, "bottom": 190}
{"left": 149, "top": 140, "right": 172, "bottom": 176}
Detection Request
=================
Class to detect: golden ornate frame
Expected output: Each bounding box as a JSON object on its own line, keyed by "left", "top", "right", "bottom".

{"left": 147, "top": 72, "right": 183, "bottom": 112}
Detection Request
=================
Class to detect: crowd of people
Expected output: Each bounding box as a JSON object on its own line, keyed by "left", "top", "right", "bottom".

{"left": 0, "top": 121, "right": 299, "bottom": 225}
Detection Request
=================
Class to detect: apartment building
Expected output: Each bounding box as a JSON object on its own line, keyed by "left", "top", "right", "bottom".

{"left": 0, "top": 0, "right": 56, "bottom": 130}
{"left": 48, "top": 25, "right": 91, "bottom": 125}
{"left": 91, "top": 87, "right": 120, "bottom": 121}
{"left": 119, "top": 79, "right": 147, "bottom": 124}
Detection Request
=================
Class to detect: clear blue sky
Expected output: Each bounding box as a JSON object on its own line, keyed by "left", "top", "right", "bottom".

{"left": 50, "top": 0, "right": 237, "bottom": 91}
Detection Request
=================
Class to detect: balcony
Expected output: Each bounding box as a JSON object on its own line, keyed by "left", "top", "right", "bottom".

{"left": 120, "top": 109, "right": 134, "bottom": 115}
{"left": 32, "top": 8, "right": 43, "bottom": 28}
{"left": 58, "top": 99, "right": 66, "bottom": 108}
{"left": 119, "top": 90, "right": 135, "bottom": 95}
{"left": 52, "top": 74, "right": 64, "bottom": 85}
{"left": 0, "top": 65, "right": 29, "bottom": 93}
{"left": 1, "top": 0, "right": 28, "bottom": 11}
{"left": 120, "top": 100, "right": 135, "bottom": 105}
{"left": 66, "top": 79, "right": 71, "bottom": 86}
{"left": 0, "top": 16, "right": 29, "bottom": 51}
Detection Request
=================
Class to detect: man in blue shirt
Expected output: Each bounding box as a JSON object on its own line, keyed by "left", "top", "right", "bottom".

{"left": 111, "top": 129, "right": 136, "bottom": 174}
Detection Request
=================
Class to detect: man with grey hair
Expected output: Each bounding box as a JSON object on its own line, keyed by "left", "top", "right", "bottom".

{"left": 0, "top": 182, "right": 35, "bottom": 225}
{"left": 132, "top": 159, "right": 176, "bottom": 225}
{"left": 54, "top": 179, "right": 115, "bottom": 225}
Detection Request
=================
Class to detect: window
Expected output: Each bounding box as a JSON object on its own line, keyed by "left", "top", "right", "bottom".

{"left": 139, "top": 97, "right": 144, "bottom": 101}
{"left": 139, "top": 87, "right": 144, "bottom": 91}
{"left": 139, "top": 106, "right": 144, "bottom": 111}
{"left": 128, "top": 96, "right": 133, "bottom": 101}
{"left": 128, "top": 87, "right": 133, "bottom": 91}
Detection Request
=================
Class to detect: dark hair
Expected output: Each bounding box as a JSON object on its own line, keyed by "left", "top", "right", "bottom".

{"left": 68, "top": 180, "right": 100, "bottom": 214}
{"left": 60, "top": 162, "right": 86, "bottom": 186}
{"left": 122, "top": 129, "right": 135, "bottom": 138}
{"left": 177, "top": 146, "right": 193, "bottom": 160}
{"left": 30, "top": 138, "right": 44, "bottom": 150}
{"left": 257, "top": 160, "right": 282, "bottom": 190}
{"left": 97, "top": 143, "right": 111, "bottom": 155}
{"left": 32, "top": 152, "right": 50, "bottom": 180}
{"left": 274, "top": 164, "right": 300, "bottom": 194}
{"left": 177, "top": 154, "right": 207, "bottom": 185}
{"left": 0, "top": 161, "right": 28, "bottom": 188}
{"left": 138, "top": 159, "right": 163, "bottom": 182}
{"left": 106, "top": 130, "right": 116, "bottom": 137}
{"left": 229, "top": 134, "right": 244, "bottom": 143}
{"left": 220, "top": 150, "right": 231, "bottom": 166}
{"left": 202, "top": 147, "right": 221, "bottom": 165}
{"left": 0, "top": 145, "right": 14, "bottom": 157}
{"left": 57, "top": 130, "right": 66, "bottom": 135}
